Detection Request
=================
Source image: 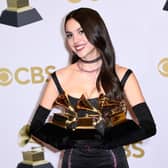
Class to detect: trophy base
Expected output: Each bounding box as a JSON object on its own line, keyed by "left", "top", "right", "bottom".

{"left": 163, "top": 1, "right": 168, "bottom": 11}
{"left": 0, "top": 8, "right": 42, "bottom": 27}
{"left": 17, "top": 162, "right": 54, "bottom": 168}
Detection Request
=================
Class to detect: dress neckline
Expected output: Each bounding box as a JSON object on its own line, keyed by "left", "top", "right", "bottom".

{"left": 68, "top": 94, "right": 98, "bottom": 101}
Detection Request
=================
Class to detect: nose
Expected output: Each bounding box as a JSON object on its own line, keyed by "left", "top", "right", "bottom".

{"left": 73, "top": 33, "right": 81, "bottom": 43}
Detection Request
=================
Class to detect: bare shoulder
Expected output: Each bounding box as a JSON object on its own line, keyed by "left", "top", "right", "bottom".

{"left": 115, "top": 64, "right": 131, "bottom": 81}
{"left": 41, "top": 65, "right": 72, "bottom": 97}
{"left": 55, "top": 64, "right": 75, "bottom": 79}
{"left": 39, "top": 64, "right": 75, "bottom": 108}
{"left": 115, "top": 65, "right": 145, "bottom": 105}
{"left": 115, "top": 64, "right": 140, "bottom": 86}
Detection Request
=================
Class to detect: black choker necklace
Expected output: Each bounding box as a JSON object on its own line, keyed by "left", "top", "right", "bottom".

{"left": 77, "top": 62, "right": 100, "bottom": 73}
{"left": 79, "top": 56, "right": 102, "bottom": 64}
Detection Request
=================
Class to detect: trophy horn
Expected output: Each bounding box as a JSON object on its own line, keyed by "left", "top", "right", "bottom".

{"left": 76, "top": 94, "right": 99, "bottom": 114}
{"left": 55, "top": 92, "right": 75, "bottom": 112}
{"left": 54, "top": 92, "right": 78, "bottom": 121}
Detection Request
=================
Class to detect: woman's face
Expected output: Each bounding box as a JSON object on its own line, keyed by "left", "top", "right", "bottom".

{"left": 65, "top": 18, "right": 99, "bottom": 60}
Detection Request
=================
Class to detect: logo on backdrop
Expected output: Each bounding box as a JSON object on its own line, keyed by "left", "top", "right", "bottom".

{"left": 158, "top": 58, "right": 168, "bottom": 77}
{"left": 124, "top": 141, "right": 144, "bottom": 158}
{"left": 0, "top": 65, "right": 56, "bottom": 86}
{"left": 68, "top": 0, "right": 98, "bottom": 3}
{"left": 0, "top": 0, "right": 42, "bottom": 27}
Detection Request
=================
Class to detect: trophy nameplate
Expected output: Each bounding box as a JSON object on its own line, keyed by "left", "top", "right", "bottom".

{"left": 22, "top": 151, "right": 44, "bottom": 162}
{"left": 7, "top": 0, "right": 31, "bottom": 12}
{"left": 0, "top": 0, "right": 42, "bottom": 27}
{"left": 17, "top": 147, "right": 54, "bottom": 168}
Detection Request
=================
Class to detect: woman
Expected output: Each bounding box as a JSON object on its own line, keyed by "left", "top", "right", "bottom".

{"left": 29, "top": 8, "right": 156, "bottom": 168}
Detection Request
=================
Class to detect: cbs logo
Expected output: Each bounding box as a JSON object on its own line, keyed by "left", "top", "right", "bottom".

{"left": 158, "top": 58, "right": 168, "bottom": 77}
{"left": 0, "top": 65, "right": 56, "bottom": 86}
{"left": 124, "top": 141, "right": 144, "bottom": 158}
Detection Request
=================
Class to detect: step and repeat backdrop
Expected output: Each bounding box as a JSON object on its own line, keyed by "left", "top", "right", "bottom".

{"left": 0, "top": 0, "right": 168, "bottom": 167}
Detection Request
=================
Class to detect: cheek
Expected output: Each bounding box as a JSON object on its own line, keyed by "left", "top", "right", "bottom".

{"left": 67, "top": 41, "right": 77, "bottom": 54}
{"left": 66, "top": 40, "right": 73, "bottom": 49}
{"left": 87, "top": 43, "right": 95, "bottom": 50}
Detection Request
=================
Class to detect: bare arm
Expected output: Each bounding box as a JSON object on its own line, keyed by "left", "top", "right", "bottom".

{"left": 39, "top": 76, "right": 59, "bottom": 109}
{"left": 124, "top": 72, "right": 145, "bottom": 106}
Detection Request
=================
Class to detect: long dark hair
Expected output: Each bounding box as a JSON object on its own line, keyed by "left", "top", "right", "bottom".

{"left": 64, "top": 8, "right": 124, "bottom": 100}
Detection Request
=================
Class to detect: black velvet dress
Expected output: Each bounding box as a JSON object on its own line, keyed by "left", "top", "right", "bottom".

{"left": 51, "top": 72, "right": 130, "bottom": 168}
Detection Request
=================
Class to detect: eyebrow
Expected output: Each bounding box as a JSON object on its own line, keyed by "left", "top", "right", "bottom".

{"left": 65, "top": 27, "right": 83, "bottom": 34}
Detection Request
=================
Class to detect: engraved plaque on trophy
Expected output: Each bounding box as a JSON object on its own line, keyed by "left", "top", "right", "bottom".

{"left": 17, "top": 147, "right": 54, "bottom": 168}
{"left": 0, "top": 0, "right": 42, "bottom": 27}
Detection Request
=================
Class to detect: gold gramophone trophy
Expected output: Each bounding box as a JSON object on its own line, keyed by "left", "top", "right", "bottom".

{"left": 51, "top": 92, "right": 127, "bottom": 133}
{"left": 52, "top": 93, "right": 103, "bottom": 131}
{"left": 17, "top": 125, "right": 54, "bottom": 168}
{"left": 98, "top": 94, "right": 127, "bottom": 127}
{"left": 52, "top": 93, "right": 78, "bottom": 130}
{"left": 0, "top": 0, "right": 42, "bottom": 27}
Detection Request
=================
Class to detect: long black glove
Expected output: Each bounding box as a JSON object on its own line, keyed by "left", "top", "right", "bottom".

{"left": 102, "top": 102, "right": 156, "bottom": 149}
{"left": 30, "top": 105, "right": 73, "bottom": 150}
{"left": 30, "top": 105, "right": 51, "bottom": 134}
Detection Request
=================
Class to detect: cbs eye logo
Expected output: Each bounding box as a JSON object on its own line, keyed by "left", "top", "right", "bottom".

{"left": 0, "top": 65, "right": 56, "bottom": 86}
{"left": 158, "top": 58, "right": 168, "bottom": 77}
{"left": 0, "top": 68, "right": 13, "bottom": 86}
{"left": 68, "top": 0, "right": 97, "bottom": 3}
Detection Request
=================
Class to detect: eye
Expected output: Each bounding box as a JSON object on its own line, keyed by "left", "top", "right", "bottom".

{"left": 79, "top": 29, "right": 84, "bottom": 34}
{"left": 66, "top": 33, "right": 73, "bottom": 39}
